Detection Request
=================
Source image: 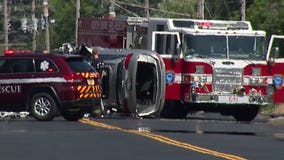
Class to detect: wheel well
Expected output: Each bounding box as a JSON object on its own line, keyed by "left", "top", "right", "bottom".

{"left": 27, "top": 86, "right": 60, "bottom": 110}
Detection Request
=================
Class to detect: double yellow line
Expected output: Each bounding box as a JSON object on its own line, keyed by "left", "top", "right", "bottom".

{"left": 79, "top": 118, "right": 247, "bottom": 160}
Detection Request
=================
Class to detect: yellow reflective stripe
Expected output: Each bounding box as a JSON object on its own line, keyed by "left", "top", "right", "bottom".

{"left": 79, "top": 93, "right": 102, "bottom": 98}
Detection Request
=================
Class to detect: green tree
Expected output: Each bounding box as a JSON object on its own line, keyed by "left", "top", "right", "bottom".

{"left": 155, "top": 0, "right": 197, "bottom": 18}
{"left": 2, "top": 0, "right": 284, "bottom": 52}
{"left": 49, "top": 0, "right": 77, "bottom": 48}
{"left": 46, "top": 0, "right": 163, "bottom": 49}
{"left": 47, "top": 0, "right": 114, "bottom": 49}
{"left": 204, "top": 0, "right": 240, "bottom": 20}
{"left": 245, "top": 0, "right": 284, "bottom": 36}
{"left": 80, "top": 0, "right": 110, "bottom": 17}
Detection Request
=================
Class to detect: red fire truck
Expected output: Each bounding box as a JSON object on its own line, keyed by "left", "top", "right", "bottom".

{"left": 78, "top": 17, "right": 284, "bottom": 121}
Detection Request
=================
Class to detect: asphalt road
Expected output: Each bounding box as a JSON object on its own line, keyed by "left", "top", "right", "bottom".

{"left": 0, "top": 113, "right": 284, "bottom": 160}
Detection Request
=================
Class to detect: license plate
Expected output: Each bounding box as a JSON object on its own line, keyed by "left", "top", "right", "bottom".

{"left": 218, "top": 95, "right": 249, "bottom": 103}
{"left": 87, "top": 79, "right": 94, "bottom": 86}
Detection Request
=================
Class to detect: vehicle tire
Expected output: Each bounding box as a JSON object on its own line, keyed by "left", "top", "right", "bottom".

{"left": 160, "top": 101, "right": 188, "bottom": 119}
{"left": 30, "top": 92, "right": 58, "bottom": 121}
{"left": 61, "top": 110, "right": 84, "bottom": 121}
{"left": 232, "top": 105, "right": 260, "bottom": 122}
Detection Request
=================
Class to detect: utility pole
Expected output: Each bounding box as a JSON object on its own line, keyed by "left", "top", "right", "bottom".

{"left": 43, "top": 0, "right": 50, "bottom": 53}
{"left": 239, "top": 0, "right": 246, "bottom": 21}
{"left": 270, "top": 0, "right": 276, "bottom": 12}
{"left": 75, "top": 0, "right": 80, "bottom": 46}
{"left": 197, "top": 0, "right": 204, "bottom": 19}
{"left": 32, "top": 0, "right": 37, "bottom": 51}
{"left": 144, "top": 0, "right": 149, "bottom": 18}
{"left": 109, "top": 0, "right": 116, "bottom": 17}
{"left": 4, "top": 0, "right": 8, "bottom": 50}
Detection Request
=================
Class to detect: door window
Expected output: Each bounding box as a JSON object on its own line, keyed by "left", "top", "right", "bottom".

{"left": 0, "top": 58, "right": 34, "bottom": 73}
{"left": 152, "top": 31, "right": 180, "bottom": 55}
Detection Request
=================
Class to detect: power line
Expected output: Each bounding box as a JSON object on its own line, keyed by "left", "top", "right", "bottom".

{"left": 112, "top": 0, "right": 192, "bottom": 17}
{"left": 111, "top": 1, "right": 139, "bottom": 17}
{"left": 223, "top": 0, "right": 231, "bottom": 18}
{"left": 204, "top": 0, "right": 213, "bottom": 19}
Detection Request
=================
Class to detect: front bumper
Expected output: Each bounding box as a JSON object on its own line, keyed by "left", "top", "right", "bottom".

{"left": 188, "top": 93, "right": 272, "bottom": 105}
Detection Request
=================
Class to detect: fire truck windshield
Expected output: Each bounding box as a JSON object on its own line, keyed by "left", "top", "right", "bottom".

{"left": 183, "top": 34, "right": 266, "bottom": 60}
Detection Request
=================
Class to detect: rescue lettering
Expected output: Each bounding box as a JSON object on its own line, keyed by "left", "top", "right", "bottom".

{"left": 0, "top": 85, "right": 22, "bottom": 93}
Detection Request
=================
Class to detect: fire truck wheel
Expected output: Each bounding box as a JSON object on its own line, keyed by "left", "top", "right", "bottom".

{"left": 30, "top": 92, "right": 58, "bottom": 121}
{"left": 232, "top": 106, "right": 260, "bottom": 122}
{"left": 61, "top": 110, "right": 84, "bottom": 121}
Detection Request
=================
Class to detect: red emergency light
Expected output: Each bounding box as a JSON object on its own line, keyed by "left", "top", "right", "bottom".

{"left": 4, "top": 49, "right": 31, "bottom": 55}
{"left": 4, "top": 49, "right": 15, "bottom": 55}
{"left": 198, "top": 21, "right": 211, "bottom": 28}
{"left": 15, "top": 50, "right": 31, "bottom": 54}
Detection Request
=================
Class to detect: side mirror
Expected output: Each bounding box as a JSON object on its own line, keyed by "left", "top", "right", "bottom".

{"left": 272, "top": 47, "right": 279, "bottom": 59}
{"left": 172, "top": 43, "right": 181, "bottom": 63}
{"left": 176, "top": 43, "right": 181, "bottom": 55}
{"left": 268, "top": 47, "right": 279, "bottom": 66}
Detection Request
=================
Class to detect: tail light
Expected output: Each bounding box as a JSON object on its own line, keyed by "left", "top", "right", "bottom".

{"left": 90, "top": 72, "right": 100, "bottom": 79}
{"left": 124, "top": 53, "right": 133, "bottom": 69}
{"left": 63, "top": 73, "right": 84, "bottom": 83}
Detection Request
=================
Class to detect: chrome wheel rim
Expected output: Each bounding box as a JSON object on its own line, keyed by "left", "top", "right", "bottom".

{"left": 34, "top": 97, "right": 51, "bottom": 116}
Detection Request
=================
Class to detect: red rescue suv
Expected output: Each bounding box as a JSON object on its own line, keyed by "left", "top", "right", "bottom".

{"left": 0, "top": 50, "right": 102, "bottom": 121}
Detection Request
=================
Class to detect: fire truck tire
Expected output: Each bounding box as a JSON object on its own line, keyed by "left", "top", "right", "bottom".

{"left": 30, "top": 92, "right": 58, "bottom": 121}
{"left": 232, "top": 105, "right": 260, "bottom": 122}
{"left": 61, "top": 110, "right": 84, "bottom": 121}
{"left": 160, "top": 101, "right": 188, "bottom": 119}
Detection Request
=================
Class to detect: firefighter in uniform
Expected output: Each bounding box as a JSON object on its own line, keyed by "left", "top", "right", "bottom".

{"left": 91, "top": 48, "right": 104, "bottom": 73}
{"left": 90, "top": 47, "right": 106, "bottom": 117}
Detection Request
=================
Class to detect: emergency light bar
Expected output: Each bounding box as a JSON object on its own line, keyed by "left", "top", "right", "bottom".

{"left": 4, "top": 49, "right": 31, "bottom": 55}
{"left": 171, "top": 19, "right": 252, "bottom": 30}
{"left": 127, "top": 17, "right": 147, "bottom": 26}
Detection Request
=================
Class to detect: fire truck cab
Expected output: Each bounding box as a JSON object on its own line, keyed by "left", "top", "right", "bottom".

{"left": 78, "top": 17, "right": 282, "bottom": 121}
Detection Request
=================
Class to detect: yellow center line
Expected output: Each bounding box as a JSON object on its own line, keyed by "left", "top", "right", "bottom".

{"left": 79, "top": 118, "right": 247, "bottom": 160}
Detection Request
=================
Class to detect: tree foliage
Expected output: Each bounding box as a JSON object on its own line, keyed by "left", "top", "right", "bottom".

{"left": 156, "top": 0, "right": 196, "bottom": 18}
{"left": 1, "top": 0, "right": 284, "bottom": 51}
{"left": 47, "top": 0, "right": 111, "bottom": 49}
{"left": 246, "top": 0, "right": 284, "bottom": 37}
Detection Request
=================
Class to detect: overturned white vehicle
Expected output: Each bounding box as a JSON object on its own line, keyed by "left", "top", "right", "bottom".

{"left": 79, "top": 45, "right": 166, "bottom": 117}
